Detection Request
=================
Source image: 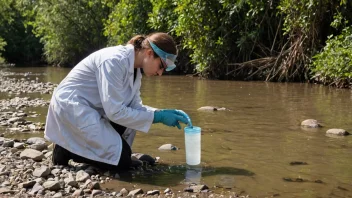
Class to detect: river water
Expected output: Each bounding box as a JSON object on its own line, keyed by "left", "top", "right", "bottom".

{"left": 1, "top": 67, "right": 352, "bottom": 197}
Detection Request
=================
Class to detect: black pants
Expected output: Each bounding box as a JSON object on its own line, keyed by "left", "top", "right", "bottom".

{"left": 52, "top": 121, "right": 132, "bottom": 170}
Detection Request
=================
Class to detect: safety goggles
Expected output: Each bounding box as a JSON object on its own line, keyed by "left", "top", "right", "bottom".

{"left": 147, "top": 39, "right": 177, "bottom": 71}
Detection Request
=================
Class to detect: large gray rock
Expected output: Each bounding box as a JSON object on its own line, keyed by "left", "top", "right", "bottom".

{"left": 301, "top": 119, "right": 321, "bottom": 128}
{"left": 20, "top": 149, "right": 44, "bottom": 161}
{"left": 26, "top": 137, "right": 46, "bottom": 145}
{"left": 326, "top": 129, "right": 349, "bottom": 136}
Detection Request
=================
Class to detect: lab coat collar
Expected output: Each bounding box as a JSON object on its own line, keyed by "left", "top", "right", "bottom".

{"left": 126, "top": 44, "right": 135, "bottom": 74}
{"left": 126, "top": 44, "right": 139, "bottom": 90}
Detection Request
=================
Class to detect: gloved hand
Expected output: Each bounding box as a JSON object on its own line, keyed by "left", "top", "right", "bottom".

{"left": 153, "top": 109, "right": 192, "bottom": 129}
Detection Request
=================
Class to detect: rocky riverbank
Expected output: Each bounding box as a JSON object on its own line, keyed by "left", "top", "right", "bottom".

{"left": 0, "top": 136, "right": 246, "bottom": 197}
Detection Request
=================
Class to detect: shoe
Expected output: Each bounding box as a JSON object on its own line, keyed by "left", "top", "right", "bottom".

{"left": 52, "top": 144, "right": 71, "bottom": 165}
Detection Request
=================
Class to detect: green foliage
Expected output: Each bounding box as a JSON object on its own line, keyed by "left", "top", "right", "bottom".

{"left": 31, "top": 0, "right": 112, "bottom": 66}
{"left": 148, "top": 0, "right": 177, "bottom": 32}
{"left": 104, "top": 0, "right": 153, "bottom": 46}
{"left": 311, "top": 27, "right": 352, "bottom": 87}
{"left": 0, "top": 37, "right": 6, "bottom": 64}
{"left": 0, "top": 0, "right": 42, "bottom": 65}
{"left": 0, "top": 0, "right": 15, "bottom": 24}
{"left": 173, "top": 0, "right": 225, "bottom": 75}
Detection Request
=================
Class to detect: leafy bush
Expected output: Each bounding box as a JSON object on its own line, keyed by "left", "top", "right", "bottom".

{"left": 311, "top": 26, "right": 352, "bottom": 87}
{"left": 31, "top": 0, "right": 111, "bottom": 66}
{"left": 104, "top": 0, "right": 153, "bottom": 46}
{"left": 0, "top": 37, "right": 6, "bottom": 64}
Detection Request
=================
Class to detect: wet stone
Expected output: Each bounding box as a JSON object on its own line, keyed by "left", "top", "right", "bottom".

{"left": 301, "top": 119, "right": 321, "bottom": 128}
{"left": 131, "top": 153, "right": 155, "bottom": 165}
{"left": 290, "top": 161, "right": 308, "bottom": 165}
{"left": 189, "top": 184, "right": 209, "bottom": 193}
{"left": 326, "top": 129, "right": 349, "bottom": 136}
{"left": 127, "top": 189, "right": 143, "bottom": 197}
{"left": 147, "top": 190, "right": 160, "bottom": 196}
{"left": 131, "top": 156, "right": 143, "bottom": 167}
{"left": 283, "top": 177, "right": 306, "bottom": 182}
{"left": 158, "top": 144, "right": 179, "bottom": 151}
{"left": 197, "top": 106, "right": 227, "bottom": 111}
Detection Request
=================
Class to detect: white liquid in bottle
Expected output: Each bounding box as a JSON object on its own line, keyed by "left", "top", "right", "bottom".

{"left": 184, "top": 126, "right": 201, "bottom": 165}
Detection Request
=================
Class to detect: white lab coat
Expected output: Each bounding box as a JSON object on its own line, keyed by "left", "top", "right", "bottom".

{"left": 44, "top": 44, "right": 155, "bottom": 165}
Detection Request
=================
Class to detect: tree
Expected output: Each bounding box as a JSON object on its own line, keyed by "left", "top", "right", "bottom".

{"left": 31, "top": 0, "right": 114, "bottom": 66}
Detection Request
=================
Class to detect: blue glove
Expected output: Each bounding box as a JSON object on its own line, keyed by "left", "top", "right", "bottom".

{"left": 153, "top": 109, "right": 192, "bottom": 129}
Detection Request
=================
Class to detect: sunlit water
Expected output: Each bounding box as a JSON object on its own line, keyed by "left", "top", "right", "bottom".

{"left": 1, "top": 67, "right": 352, "bottom": 197}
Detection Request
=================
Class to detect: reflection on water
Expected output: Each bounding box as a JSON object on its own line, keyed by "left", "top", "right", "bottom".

{"left": 185, "top": 166, "right": 202, "bottom": 184}
{"left": 1, "top": 67, "right": 352, "bottom": 197}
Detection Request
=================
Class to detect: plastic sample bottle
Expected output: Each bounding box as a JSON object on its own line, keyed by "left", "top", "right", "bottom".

{"left": 184, "top": 126, "right": 201, "bottom": 165}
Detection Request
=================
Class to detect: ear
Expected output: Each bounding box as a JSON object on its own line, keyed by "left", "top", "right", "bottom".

{"left": 145, "top": 49, "right": 153, "bottom": 57}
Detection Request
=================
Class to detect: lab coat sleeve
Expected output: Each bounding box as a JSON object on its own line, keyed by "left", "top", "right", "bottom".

{"left": 130, "top": 90, "right": 158, "bottom": 112}
{"left": 96, "top": 59, "right": 154, "bottom": 133}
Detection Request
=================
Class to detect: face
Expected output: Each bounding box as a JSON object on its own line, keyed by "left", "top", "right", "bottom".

{"left": 142, "top": 49, "right": 166, "bottom": 77}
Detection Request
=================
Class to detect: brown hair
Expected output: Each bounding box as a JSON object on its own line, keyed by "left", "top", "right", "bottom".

{"left": 127, "top": 32, "right": 177, "bottom": 57}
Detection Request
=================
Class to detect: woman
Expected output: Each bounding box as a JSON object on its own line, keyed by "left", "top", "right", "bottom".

{"left": 44, "top": 32, "right": 191, "bottom": 170}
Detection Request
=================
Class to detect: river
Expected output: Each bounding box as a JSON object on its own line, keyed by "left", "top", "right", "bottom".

{"left": 1, "top": 66, "right": 352, "bottom": 197}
